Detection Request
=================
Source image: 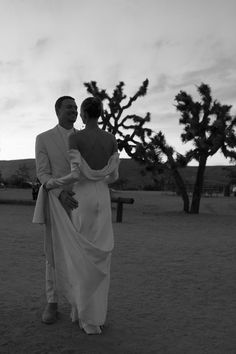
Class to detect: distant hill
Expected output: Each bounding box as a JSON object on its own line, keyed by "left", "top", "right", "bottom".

{"left": 0, "top": 158, "right": 235, "bottom": 189}
{"left": 178, "top": 165, "right": 235, "bottom": 186}
{"left": 0, "top": 159, "right": 36, "bottom": 180}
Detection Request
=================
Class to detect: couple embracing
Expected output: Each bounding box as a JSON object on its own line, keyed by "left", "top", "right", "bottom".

{"left": 33, "top": 96, "right": 119, "bottom": 335}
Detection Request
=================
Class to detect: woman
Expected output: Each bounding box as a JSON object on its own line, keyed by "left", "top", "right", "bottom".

{"left": 43, "top": 97, "right": 119, "bottom": 334}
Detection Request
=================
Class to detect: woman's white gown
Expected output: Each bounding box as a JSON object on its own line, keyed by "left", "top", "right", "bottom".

{"left": 34, "top": 149, "right": 119, "bottom": 331}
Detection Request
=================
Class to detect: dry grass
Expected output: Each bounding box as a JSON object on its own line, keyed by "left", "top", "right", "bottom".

{"left": 0, "top": 189, "right": 236, "bottom": 354}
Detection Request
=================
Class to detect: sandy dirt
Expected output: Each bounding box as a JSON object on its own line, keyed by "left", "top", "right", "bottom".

{"left": 0, "top": 189, "right": 236, "bottom": 354}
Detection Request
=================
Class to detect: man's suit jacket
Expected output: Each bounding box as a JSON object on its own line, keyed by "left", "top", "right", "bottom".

{"left": 35, "top": 125, "right": 76, "bottom": 197}
{"left": 34, "top": 125, "right": 77, "bottom": 266}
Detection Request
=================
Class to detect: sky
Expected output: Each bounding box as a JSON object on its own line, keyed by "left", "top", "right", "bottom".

{"left": 0, "top": 0, "right": 236, "bottom": 165}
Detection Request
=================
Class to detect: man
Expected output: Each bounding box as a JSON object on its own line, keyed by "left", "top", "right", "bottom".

{"left": 35, "top": 96, "right": 79, "bottom": 324}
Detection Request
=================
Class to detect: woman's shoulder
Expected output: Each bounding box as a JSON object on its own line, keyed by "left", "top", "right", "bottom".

{"left": 100, "top": 130, "right": 117, "bottom": 148}
{"left": 68, "top": 131, "right": 82, "bottom": 149}
{"left": 99, "top": 129, "right": 116, "bottom": 140}
{"left": 69, "top": 130, "right": 87, "bottom": 140}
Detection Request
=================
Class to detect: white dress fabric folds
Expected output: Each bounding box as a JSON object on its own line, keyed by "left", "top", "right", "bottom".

{"left": 33, "top": 149, "right": 119, "bottom": 327}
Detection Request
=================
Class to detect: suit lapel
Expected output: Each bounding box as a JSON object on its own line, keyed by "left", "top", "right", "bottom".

{"left": 50, "top": 126, "right": 70, "bottom": 166}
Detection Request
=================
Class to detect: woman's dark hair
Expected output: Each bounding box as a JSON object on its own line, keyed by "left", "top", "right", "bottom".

{"left": 55, "top": 96, "right": 75, "bottom": 115}
{"left": 81, "top": 97, "right": 103, "bottom": 119}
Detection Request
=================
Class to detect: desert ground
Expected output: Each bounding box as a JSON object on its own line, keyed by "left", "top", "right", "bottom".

{"left": 0, "top": 189, "right": 236, "bottom": 354}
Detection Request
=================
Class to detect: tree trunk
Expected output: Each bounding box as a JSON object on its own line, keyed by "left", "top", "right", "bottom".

{"left": 168, "top": 154, "right": 189, "bottom": 213}
{"left": 171, "top": 168, "right": 190, "bottom": 213}
{"left": 190, "top": 156, "right": 207, "bottom": 213}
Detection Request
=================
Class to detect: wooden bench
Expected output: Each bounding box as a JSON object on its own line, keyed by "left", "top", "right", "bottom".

{"left": 111, "top": 197, "right": 134, "bottom": 223}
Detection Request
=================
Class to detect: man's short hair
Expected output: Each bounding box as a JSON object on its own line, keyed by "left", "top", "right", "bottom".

{"left": 81, "top": 97, "right": 103, "bottom": 119}
{"left": 55, "top": 96, "right": 75, "bottom": 115}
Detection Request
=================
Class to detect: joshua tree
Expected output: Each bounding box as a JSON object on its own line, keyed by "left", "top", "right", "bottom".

{"left": 141, "top": 83, "right": 236, "bottom": 213}
{"left": 135, "top": 83, "right": 236, "bottom": 213}
{"left": 84, "top": 79, "right": 152, "bottom": 157}
{"left": 134, "top": 131, "right": 190, "bottom": 212}
{"left": 84, "top": 80, "right": 236, "bottom": 213}
{"left": 175, "top": 83, "right": 236, "bottom": 212}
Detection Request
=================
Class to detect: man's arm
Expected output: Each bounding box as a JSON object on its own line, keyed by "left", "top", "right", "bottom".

{"left": 35, "top": 134, "right": 62, "bottom": 198}
{"left": 35, "top": 134, "right": 78, "bottom": 210}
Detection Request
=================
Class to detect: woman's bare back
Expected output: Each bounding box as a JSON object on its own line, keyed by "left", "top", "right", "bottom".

{"left": 69, "top": 129, "right": 117, "bottom": 170}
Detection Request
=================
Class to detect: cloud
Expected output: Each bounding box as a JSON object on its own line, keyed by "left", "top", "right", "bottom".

{"left": 178, "top": 57, "right": 236, "bottom": 89}
{"left": 0, "top": 59, "right": 22, "bottom": 67}
{"left": 1, "top": 98, "right": 20, "bottom": 111}
{"left": 155, "top": 39, "right": 173, "bottom": 51}
{"left": 34, "top": 37, "right": 50, "bottom": 51}
{"left": 149, "top": 74, "right": 170, "bottom": 94}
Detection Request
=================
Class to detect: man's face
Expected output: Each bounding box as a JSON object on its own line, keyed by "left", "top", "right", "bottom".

{"left": 58, "top": 98, "right": 78, "bottom": 128}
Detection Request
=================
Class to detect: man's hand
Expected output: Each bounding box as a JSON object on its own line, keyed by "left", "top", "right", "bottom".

{"left": 59, "top": 190, "right": 78, "bottom": 212}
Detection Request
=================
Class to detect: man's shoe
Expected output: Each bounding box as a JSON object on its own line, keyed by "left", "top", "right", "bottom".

{"left": 42, "top": 303, "right": 58, "bottom": 324}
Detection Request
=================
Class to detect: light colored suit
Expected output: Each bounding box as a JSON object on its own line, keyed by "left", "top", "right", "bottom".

{"left": 35, "top": 124, "right": 77, "bottom": 303}
{"left": 36, "top": 125, "right": 73, "bottom": 193}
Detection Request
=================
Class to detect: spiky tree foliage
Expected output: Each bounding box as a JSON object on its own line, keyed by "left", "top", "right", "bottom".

{"left": 84, "top": 79, "right": 152, "bottom": 157}
{"left": 135, "top": 132, "right": 190, "bottom": 212}
{"left": 175, "top": 83, "right": 236, "bottom": 213}
{"left": 136, "top": 83, "right": 236, "bottom": 213}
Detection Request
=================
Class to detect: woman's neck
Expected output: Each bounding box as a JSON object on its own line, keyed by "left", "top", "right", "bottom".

{"left": 85, "top": 120, "right": 99, "bottom": 130}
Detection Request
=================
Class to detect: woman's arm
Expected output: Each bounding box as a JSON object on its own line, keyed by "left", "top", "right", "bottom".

{"left": 105, "top": 167, "right": 119, "bottom": 184}
{"left": 45, "top": 148, "right": 81, "bottom": 190}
